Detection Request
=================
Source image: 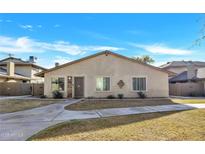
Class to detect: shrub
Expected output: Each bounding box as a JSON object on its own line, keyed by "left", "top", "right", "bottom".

{"left": 40, "top": 95, "right": 47, "bottom": 99}
{"left": 107, "top": 95, "right": 116, "bottom": 99}
{"left": 118, "top": 94, "right": 124, "bottom": 99}
{"left": 137, "top": 91, "right": 146, "bottom": 99}
{"left": 52, "top": 90, "right": 63, "bottom": 99}
{"left": 87, "top": 96, "right": 94, "bottom": 99}
{"left": 189, "top": 92, "right": 196, "bottom": 97}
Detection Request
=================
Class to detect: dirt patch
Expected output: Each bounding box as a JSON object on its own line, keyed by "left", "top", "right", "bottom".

{"left": 29, "top": 109, "right": 205, "bottom": 141}
{"left": 0, "top": 99, "right": 64, "bottom": 113}
{"left": 65, "top": 98, "right": 178, "bottom": 111}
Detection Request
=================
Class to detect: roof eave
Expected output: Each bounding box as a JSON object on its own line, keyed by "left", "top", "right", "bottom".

{"left": 0, "top": 74, "right": 31, "bottom": 80}
{"left": 36, "top": 51, "right": 172, "bottom": 77}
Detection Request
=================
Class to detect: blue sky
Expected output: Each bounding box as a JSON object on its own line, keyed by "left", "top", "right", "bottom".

{"left": 0, "top": 13, "right": 205, "bottom": 68}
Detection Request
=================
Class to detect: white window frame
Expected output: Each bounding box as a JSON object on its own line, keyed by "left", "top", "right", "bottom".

{"left": 131, "top": 76, "right": 147, "bottom": 92}
{"left": 95, "top": 76, "right": 111, "bottom": 92}
{"left": 51, "top": 76, "right": 65, "bottom": 92}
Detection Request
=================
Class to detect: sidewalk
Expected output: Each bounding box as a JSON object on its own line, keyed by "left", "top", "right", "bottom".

{"left": 0, "top": 100, "right": 204, "bottom": 141}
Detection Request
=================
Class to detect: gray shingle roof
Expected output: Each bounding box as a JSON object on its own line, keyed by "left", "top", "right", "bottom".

{"left": 0, "top": 57, "right": 46, "bottom": 70}
{"left": 169, "top": 71, "right": 188, "bottom": 82}
{"left": 0, "top": 57, "right": 28, "bottom": 64}
{"left": 160, "top": 61, "right": 205, "bottom": 68}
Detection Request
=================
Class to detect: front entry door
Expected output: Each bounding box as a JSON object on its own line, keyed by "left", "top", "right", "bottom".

{"left": 74, "top": 77, "right": 84, "bottom": 98}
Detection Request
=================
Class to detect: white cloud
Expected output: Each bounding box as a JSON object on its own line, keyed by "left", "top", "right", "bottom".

{"left": 20, "top": 24, "right": 43, "bottom": 30}
{"left": 54, "top": 56, "right": 73, "bottom": 65}
{"left": 0, "top": 36, "right": 41, "bottom": 53}
{"left": 54, "top": 24, "right": 60, "bottom": 28}
{"left": 19, "top": 25, "right": 33, "bottom": 31}
{"left": 5, "top": 20, "right": 12, "bottom": 23}
{"left": 37, "top": 25, "right": 42, "bottom": 28}
{"left": 132, "top": 43, "right": 192, "bottom": 55}
{"left": 0, "top": 19, "right": 13, "bottom": 23}
{"left": 82, "top": 46, "right": 123, "bottom": 52}
{"left": 0, "top": 35, "right": 123, "bottom": 55}
{"left": 153, "top": 61, "right": 168, "bottom": 67}
{"left": 154, "top": 57, "right": 196, "bottom": 67}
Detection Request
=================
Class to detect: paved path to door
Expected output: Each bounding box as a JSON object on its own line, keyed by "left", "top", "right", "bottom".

{"left": 0, "top": 99, "right": 205, "bottom": 141}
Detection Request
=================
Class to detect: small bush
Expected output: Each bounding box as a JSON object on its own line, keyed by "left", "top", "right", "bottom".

{"left": 107, "top": 95, "right": 116, "bottom": 99}
{"left": 52, "top": 90, "right": 63, "bottom": 99}
{"left": 40, "top": 95, "right": 47, "bottom": 99}
{"left": 137, "top": 92, "right": 146, "bottom": 99}
{"left": 189, "top": 92, "right": 196, "bottom": 97}
{"left": 87, "top": 96, "right": 94, "bottom": 99}
{"left": 118, "top": 94, "right": 124, "bottom": 99}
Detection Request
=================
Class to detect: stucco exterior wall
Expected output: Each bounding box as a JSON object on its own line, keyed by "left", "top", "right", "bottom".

{"left": 197, "top": 67, "right": 205, "bottom": 78}
{"left": 31, "top": 67, "right": 44, "bottom": 83}
{"left": 2, "top": 65, "right": 44, "bottom": 83}
{"left": 15, "top": 66, "right": 32, "bottom": 77}
{"left": 44, "top": 54, "right": 169, "bottom": 98}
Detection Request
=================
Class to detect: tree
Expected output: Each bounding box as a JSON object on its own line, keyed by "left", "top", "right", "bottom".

{"left": 133, "top": 55, "right": 155, "bottom": 64}
{"left": 194, "top": 14, "right": 205, "bottom": 46}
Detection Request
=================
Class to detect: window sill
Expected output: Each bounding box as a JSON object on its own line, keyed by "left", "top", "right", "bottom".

{"left": 52, "top": 90, "right": 65, "bottom": 92}
{"left": 95, "top": 90, "right": 112, "bottom": 93}
{"left": 131, "top": 90, "right": 147, "bottom": 92}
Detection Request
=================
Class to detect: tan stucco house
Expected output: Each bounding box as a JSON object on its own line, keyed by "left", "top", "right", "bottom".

{"left": 37, "top": 51, "right": 170, "bottom": 98}
{"left": 0, "top": 56, "right": 46, "bottom": 83}
{"left": 160, "top": 61, "right": 205, "bottom": 75}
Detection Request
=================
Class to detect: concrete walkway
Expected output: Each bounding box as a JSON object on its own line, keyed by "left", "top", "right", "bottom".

{"left": 0, "top": 99, "right": 205, "bottom": 141}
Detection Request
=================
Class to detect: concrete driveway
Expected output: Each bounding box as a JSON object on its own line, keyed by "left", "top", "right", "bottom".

{"left": 0, "top": 99, "right": 205, "bottom": 141}
{"left": 0, "top": 99, "right": 100, "bottom": 141}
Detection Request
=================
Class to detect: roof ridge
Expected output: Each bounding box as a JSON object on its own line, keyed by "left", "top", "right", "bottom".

{"left": 161, "top": 60, "right": 205, "bottom": 68}
{"left": 0, "top": 57, "right": 47, "bottom": 70}
{"left": 36, "top": 50, "right": 173, "bottom": 77}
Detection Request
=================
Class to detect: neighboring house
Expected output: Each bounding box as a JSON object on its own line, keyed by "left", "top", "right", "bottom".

{"left": 0, "top": 56, "right": 46, "bottom": 83}
{"left": 37, "top": 51, "right": 170, "bottom": 98}
{"left": 160, "top": 61, "right": 205, "bottom": 75}
{"left": 161, "top": 61, "right": 205, "bottom": 83}
{"left": 161, "top": 61, "right": 205, "bottom": 96}
{"left": 0, "top": 65, "right": 31, "bottom": 82}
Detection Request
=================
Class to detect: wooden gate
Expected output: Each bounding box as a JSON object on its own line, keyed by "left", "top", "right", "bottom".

{"left": 169, "top": 82, "right": 204, "bottom": 96}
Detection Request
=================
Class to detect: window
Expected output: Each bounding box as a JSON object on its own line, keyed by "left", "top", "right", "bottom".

{"left": 132, "top": 77, "right": 146, "bottom": 91}
{"left": 51, "top": 77, "right": 65, "bottom": 91}
{"left": 96, "top": 77, "right": 110, "bottom": 91}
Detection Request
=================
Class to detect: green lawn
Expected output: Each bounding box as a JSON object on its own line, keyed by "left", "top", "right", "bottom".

{"left": 29, "top": 109, "right": 205, "bottom": 141}
{"left": 0, "top": 99, "right": 64, "bottom": 113}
